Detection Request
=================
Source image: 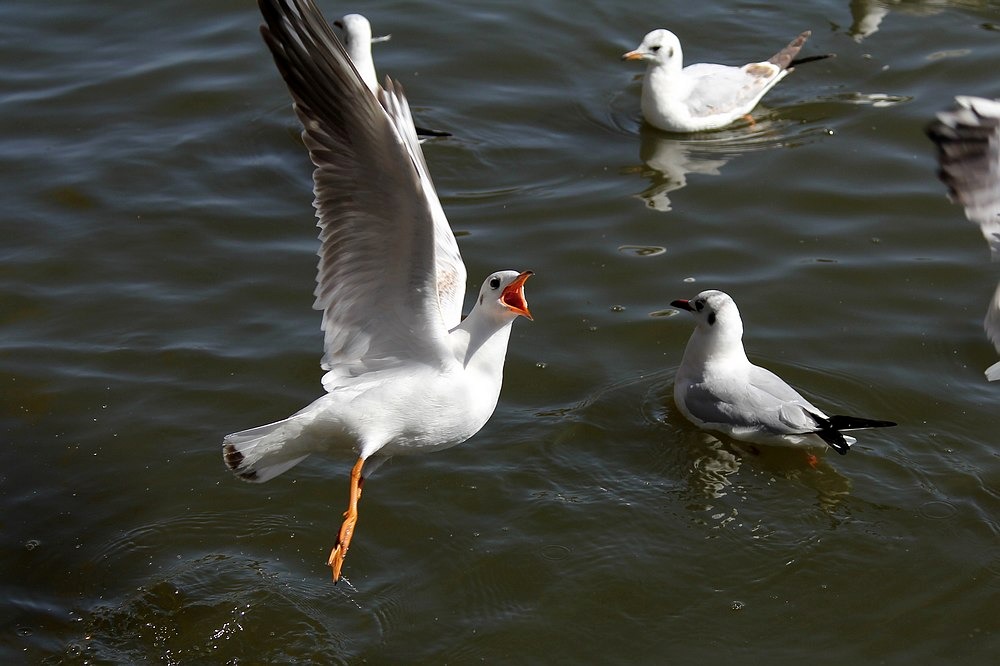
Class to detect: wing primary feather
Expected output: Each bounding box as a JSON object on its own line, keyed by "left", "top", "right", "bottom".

{"left": 258, "top": 0, "right": 459, "bottom": 380}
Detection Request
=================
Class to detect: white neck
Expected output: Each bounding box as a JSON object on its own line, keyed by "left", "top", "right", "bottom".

{"left": 345, "top": 43, "right": 377, "bottom": 94}
{"left": 681, "top": 324, "right": 749, "bottom": 375}
{"left": 642, "top": 60, "right": 691, "bottom": 129}
{"left": 450, "top": 306, "right": 515, "bottom": 372}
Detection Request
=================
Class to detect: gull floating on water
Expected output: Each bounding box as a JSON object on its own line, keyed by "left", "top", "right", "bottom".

{"left": 622, "top": 29, "right": 831, "bottom": 132}
{"left": 224, "top": 0, "right": 533, "bottom": 582}
{"left": 671, "top": 290, "right": 895, "bottom": 453}
{"left": 333, "top": 11, "right": 450, "bottom": 139}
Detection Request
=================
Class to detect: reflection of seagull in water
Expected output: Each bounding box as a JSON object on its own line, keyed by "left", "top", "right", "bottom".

{"left": 621, "top": 29, "right": 831, "bottom": 133}
{"left": 848, "top": 0, "right": 890, "bottom": 42}
{"left": 689, "top": 436, "right": 741, "bottom": 499}
{"left": 848, "top": 0, "right": 948, "bottom": 43}
{"left": 927, "top": 95, "right": 1000, "bottom": 380}
{"left": 333, "top": 12, "right": 451, "bottom": 140}
{"left": 632, "top": 125, "right": 730, "bottom": 211}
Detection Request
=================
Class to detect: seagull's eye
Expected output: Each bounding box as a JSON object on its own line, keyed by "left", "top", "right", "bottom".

{"left": 489, "top": 277, "right": 501, "bottom": 290}
{"left": 694, "top": 300, "right": 704, "bottom": 312}
{"left": 650, "top": 45, "right": 661, "bottom": 53}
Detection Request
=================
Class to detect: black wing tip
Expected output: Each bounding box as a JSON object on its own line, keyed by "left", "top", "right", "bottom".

{"left": 810, "top": 413, "right": 896, "bottom": 455}
{"left": 828, "top": 415, "right": 898, "bottom": 431}
{"left": 816, "top": 429, "right": 852, "bottom": 455}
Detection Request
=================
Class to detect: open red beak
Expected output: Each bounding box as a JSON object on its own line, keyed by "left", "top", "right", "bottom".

{"left": 671, "top": 299, "right": 693, "bottom": 312}
{"left": 501, "top": 271, "right": 534, "bottom": 320}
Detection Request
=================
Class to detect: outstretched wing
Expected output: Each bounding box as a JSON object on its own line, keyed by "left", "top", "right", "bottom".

{"left": 258, "top": 0, "right": 466, "bottom": 386}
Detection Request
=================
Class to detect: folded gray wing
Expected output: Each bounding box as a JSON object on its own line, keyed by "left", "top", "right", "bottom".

{"left": 683, "top": 365, "right": 823, "bottom": 436}
{"left": 685, "top": 63, "right": 780, "bottom": 118}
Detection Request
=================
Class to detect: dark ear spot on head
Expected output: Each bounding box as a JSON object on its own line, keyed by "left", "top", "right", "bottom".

{"left": 479, "top": 294, "right": 484, "bottom": 305}
{"left": 668, "top": 47, "right": 674, "bottom": 58}
{"left": 708, "top": 312, "right": 716, "bottom": 326}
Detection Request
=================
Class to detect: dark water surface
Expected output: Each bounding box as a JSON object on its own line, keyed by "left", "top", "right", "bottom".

{"left": 2, "top": 0, "right": 998, "bottom": 662}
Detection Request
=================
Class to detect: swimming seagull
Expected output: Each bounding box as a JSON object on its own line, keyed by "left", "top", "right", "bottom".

{"left": 333, "top": 12, "right": 451, "bottom": 139}
{"left": 225, "top": 0, "right": 534, "bottom": 582}
{"left": 671, "top": 290, "right": 895, "bottom": 454}
{"left": 622, "top": 29, "right": 832, "bottom": 132}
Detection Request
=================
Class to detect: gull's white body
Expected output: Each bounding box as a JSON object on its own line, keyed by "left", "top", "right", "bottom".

{"left": 227, "top": 0, "right": 532, "bottom": 486}
{"left": 672, "top": 290, "right": 894, "bottom": 453}
{"left": 226, "top": 318, "right": 514, "bottom": 483}
{"left": 623, "top": 29, "right": 814, "bottom": 133}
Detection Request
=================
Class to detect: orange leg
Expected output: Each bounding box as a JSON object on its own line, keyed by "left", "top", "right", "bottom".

{"left": 742, "top": 113, "right": 757, "bottom": 128}
{"left": 328, "top": 456, "right": 365, "bottom": 582}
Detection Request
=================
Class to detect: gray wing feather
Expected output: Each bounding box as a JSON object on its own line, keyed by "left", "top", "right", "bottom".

{"left": 684, "top": 365, "right": 823, "bottom": 436}
{"left": 259, "top": 0, "right": 461, "bottom": 382}
{"left": 684, "top": 63, "right": 781, "bottom": 118}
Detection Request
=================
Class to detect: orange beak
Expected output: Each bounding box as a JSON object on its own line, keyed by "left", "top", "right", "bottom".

{"left": 621, "top": 50, "right": 645, "bottom": 62}
{"left": 500, "top": 270, "right": 534, "bottom": 320}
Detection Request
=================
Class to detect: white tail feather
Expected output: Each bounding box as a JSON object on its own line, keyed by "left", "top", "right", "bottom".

{"left": 986, "top": 361, "right": 1000, "bottom": 381}
{"left": 223, "top": 415, "right": 316, "bottom": 483}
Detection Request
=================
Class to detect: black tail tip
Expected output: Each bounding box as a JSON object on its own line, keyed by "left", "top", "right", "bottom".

{"left": 223, "top": 443, "right": 259, "bottom": 480}
{"left": 223, "top": 443, "right": 244, "bottom": 470}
